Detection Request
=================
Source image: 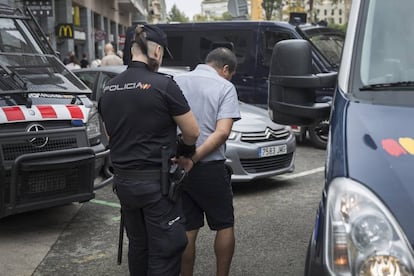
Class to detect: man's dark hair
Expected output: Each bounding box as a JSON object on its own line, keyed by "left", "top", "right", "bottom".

{"left": 205, "top": 47, "right": 237, "bottom": 73}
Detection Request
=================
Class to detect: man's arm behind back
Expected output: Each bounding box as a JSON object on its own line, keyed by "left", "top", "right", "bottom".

{"left": 174, "top": 111, "right": 199, "bottom": 145}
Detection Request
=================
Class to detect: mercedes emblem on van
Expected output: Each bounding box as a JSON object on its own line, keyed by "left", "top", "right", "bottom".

{"left": 26, "top": 123, "right": 49, "bottom": 148}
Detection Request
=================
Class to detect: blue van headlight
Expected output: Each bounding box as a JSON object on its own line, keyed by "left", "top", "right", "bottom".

{"left": 325, "top": 178, "right": 414, "bottom": 275}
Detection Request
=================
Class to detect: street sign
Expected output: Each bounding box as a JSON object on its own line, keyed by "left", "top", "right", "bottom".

{"left": 119, "top": 34, "right": 126, "bottom": 45}
{"left": 25, "top": 0, "right": 53, "bottom": 17}
{"left": 228, "top": 0, "right": 248, "bottom": 17}
{"left": 95, "top": 30, "right": 106, "bottom": 41}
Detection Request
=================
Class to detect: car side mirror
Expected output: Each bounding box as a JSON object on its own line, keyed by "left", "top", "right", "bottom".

{"left": 268, "top": 39, "right": 336, "bottom": 125}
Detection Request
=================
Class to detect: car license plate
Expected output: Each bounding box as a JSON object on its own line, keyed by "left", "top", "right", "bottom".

{"left": 259, "top": 145, "right": 287, "bottom": 157}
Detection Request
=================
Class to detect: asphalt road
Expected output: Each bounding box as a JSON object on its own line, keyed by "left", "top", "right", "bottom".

{"left": 0, "top": 141, "right": 326, "bottom": 276}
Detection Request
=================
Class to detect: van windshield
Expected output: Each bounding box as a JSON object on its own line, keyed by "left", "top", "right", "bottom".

{"left": 0, "top": 18, "right": 43, "bottom": 54}
{"left": 359, "top": 0, "right": 414, "bottom": 90}
{"left": 0, "top": 18, "right": 89, "bottom": 93}
{"left": 307, "top": 32, "right": 344, "bottom": 68}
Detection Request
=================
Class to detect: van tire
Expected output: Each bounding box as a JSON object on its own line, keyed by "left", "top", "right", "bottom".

{"left": 308, "top": 119, "right": 329, "bottom": 149}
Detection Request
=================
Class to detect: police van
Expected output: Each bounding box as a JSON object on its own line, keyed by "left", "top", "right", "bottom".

{"left": 0, "top": 4, "right": 110, "bottom": 218}
{"left": 268, "top": 0, "right": 414, "bottom": 274}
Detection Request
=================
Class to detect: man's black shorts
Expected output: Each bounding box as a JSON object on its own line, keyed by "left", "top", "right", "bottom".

{"left": 181, "top": 160, "right": 234, "bottom": 231}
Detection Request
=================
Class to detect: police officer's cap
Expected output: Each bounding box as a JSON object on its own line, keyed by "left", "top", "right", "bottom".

{"left": 143, "top": 25, "right": 173, "bottom": 59}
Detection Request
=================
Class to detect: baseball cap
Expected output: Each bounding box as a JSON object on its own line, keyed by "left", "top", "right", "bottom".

{"left": 143, "top": 24, "right": 173, "bottom": 59}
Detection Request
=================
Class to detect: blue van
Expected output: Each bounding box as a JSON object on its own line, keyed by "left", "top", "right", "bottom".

{"left": 268, "top": 0, "right": 414, "bottom": 274}
{"left": 156, "top": 21, "right": 344, "bottom": 108}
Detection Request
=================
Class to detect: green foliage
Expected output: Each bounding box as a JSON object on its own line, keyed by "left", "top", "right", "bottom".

{"left": 167, "top": 4, "right": 189, "bottom": 22}
{"left": 221, "top": 12, "right": 233, "bottom": 21}
{"left": 328, "top": 23, "right": 347, "bottom": 33}
{"left": 262, "top": 0, "right": 283, "bottom": 20}
{"left": 196, "top": 12, "right": 234, "bottom": 22}
{"left": 193, "top": 14, "right": 208, "bottom": 22}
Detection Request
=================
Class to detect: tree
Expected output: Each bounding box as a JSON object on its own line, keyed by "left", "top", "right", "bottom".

{"left": 167, "top": 4, "right": 189, "bottom": 22}
{"left": 262, "top": 0, "right": 283, "bottom": 20}
{"left": 193, "top": 14, "right": 208, "bottom": 22}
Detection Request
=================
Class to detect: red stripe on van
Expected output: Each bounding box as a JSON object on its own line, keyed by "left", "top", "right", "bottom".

{"left": 2, "top": 107, "right": 25, "bottom": 121}
{"left": 66, "top": 105, "right": 84, "bottom": 119}
{"left": 38, "top": 105, "right": 57, "bottom": 118}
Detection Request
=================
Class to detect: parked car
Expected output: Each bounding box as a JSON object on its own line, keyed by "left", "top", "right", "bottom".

{"left": 73, "top": 65, "right": 296, "bottom": 182}
{"left": 268, "top": 0, "right": 414, "bottom": 274}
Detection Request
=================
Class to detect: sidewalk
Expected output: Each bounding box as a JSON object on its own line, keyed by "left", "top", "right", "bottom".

{"left": 0, "top": 204, "right": 81, "bottom": 276}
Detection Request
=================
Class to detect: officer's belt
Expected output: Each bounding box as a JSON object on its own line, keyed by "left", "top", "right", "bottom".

{"left": 114, "top": 168, "right": 161, "bottom": 180}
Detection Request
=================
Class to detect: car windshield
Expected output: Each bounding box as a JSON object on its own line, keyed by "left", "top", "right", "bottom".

{"left": 0, "top": 18, "right": 89, "bottom": 94}
{"left": 307, "top": 32, "right": 344, "bottom": 68}
{"left": 359, "top": 0, "right": 414, "bottom": 88}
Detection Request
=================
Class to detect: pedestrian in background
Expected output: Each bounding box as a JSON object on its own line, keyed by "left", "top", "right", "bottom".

{"left": 62, "top": 51, "right": 74, "bottom": 65}
{"left": 117, "top": 49, "right": 123, "bottom": 59}
{"left": 175, "top": 47, "right": 241, "bottom": 276}
{"left": 90, "top": 54, "right": 101, "bottom": 68}
{"left": 80, "top": 53, "right": 89, "bottom": 68}
{"left": 65, "top": 54, "right": 80, "bottom": 70}
{"left": 98, "top": 24, "right": 199, "bottom": 276}
{"left": 100, "top": 43, "right": 123, "bottom": 66}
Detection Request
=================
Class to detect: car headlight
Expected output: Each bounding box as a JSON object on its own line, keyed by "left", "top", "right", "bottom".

{"left": 86, "top": 105, "right": 101, "bottom": 145}
{"left": 228, "top": 130, "right": 239, "bottom": 140}
{"left": 284, "top": 125, "right": 292, "bottom": 132}
{"left": 325, "top": 178, "right": 414, "bottom": 276}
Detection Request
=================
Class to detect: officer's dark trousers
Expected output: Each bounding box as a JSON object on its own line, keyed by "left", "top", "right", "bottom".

{"left": 114, "top": 175, "right": 188, "bottom": 276}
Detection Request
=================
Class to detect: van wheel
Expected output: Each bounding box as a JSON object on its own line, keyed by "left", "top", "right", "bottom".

{"left": 308, "top": 119, "right": 329, "bottom": 149}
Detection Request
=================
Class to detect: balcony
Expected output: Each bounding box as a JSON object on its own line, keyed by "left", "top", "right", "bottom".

{"left": 118, "top": 0, "right": 147, "bottom": 16}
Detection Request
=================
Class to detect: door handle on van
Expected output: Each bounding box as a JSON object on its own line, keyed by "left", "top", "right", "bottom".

{"left": 241, "top": 76, "right": 254, "bottom": 82}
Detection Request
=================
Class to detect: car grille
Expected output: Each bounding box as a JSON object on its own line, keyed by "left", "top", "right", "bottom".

{"left": 0, "top": 127, "right": 92, "bottom": 206}
{"left": 240, "top": 153, "right": 293, "bottom": 173}
{"left": 241, "top": 128, "right": 290, "bottom": 143}
{"left": 2, "top": 138, "right": 78, "bottom": 161}
{"left": 17, "top": 167, "right": 85, "bottom": 202}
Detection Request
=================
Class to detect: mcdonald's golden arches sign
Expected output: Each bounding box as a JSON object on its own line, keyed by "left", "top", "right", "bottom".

{"left": 55, "top": 24, "right": 74, "bottom": 39}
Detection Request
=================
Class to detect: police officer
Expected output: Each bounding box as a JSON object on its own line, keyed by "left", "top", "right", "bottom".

{"left": 98, "top": 24, "right": 199, "bottom": 276}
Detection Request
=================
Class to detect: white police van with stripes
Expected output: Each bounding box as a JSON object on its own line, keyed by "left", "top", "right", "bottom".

{"left": 0, "top": 3, "right": 110, "bottom": 218}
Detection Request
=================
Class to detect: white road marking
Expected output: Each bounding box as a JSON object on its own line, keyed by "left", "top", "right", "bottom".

{"left": 273, "top": 167, "right": 324, "bottom": 181}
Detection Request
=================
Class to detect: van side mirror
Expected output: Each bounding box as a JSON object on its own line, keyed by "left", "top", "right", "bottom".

{"left": 268, "top": 39, "right": 337, "bottom": 125}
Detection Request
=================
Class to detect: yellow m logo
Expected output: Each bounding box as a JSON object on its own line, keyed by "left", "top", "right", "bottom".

{"left": 56, "top": 24, "right": 74, "bottom": 39}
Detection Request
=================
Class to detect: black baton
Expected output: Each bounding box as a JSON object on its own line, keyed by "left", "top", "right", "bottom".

{"left": 161, "top": 146, "right": 169, "bottom": 196}
{"left": 117, "top": 209, "right": 124, "bottom": 265}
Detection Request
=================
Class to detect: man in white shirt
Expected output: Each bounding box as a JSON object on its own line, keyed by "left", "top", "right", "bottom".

{"left": 100, "top": 43, "right": 123, "bottom": 66}
{"left": 175, "top": 47, "right": 241, "bottom": 276}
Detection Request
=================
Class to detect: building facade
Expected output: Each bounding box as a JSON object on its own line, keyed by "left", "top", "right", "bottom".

{"left": 200, "top": 0, "right": 349, "bottom": 25}
{"left": 8, "top": 0, "right": 167, "bottom": 65}
{"left": 313, "top": 0, "right": 349, "bottom": 25}
{"left": 201, "top": 0, "right": 251, "bottom": 19}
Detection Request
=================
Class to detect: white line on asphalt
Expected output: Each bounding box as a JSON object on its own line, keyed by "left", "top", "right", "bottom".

{"left": 273, "top": 167, "right": 324, "bottom": 181}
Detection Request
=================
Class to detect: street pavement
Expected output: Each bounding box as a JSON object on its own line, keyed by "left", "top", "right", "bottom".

{"left": 0, "top": 143, "right": 326, "bottom": 276}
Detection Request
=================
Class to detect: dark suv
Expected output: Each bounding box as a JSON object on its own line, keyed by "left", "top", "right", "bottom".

{"left": 155, "top": 21, "right": 344, "bottom": 108}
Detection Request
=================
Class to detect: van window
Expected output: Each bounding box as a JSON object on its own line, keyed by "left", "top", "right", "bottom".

{"left": 360, "top": 0, "right": 414, "bottom": 86}
{"left": 0, "top": 18, "right": 43, "bottom": 54}
{"left": 199, "top": 30, "right": 251, "bottom": 73}
{"left": 307, "top": 33, "right": 344, "bottom": 67}
{"left": 166, "top": 36, "right": 184, "bottom": 62}
{"left": 262, "top": 30, "right": 295, "bottom": 67}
